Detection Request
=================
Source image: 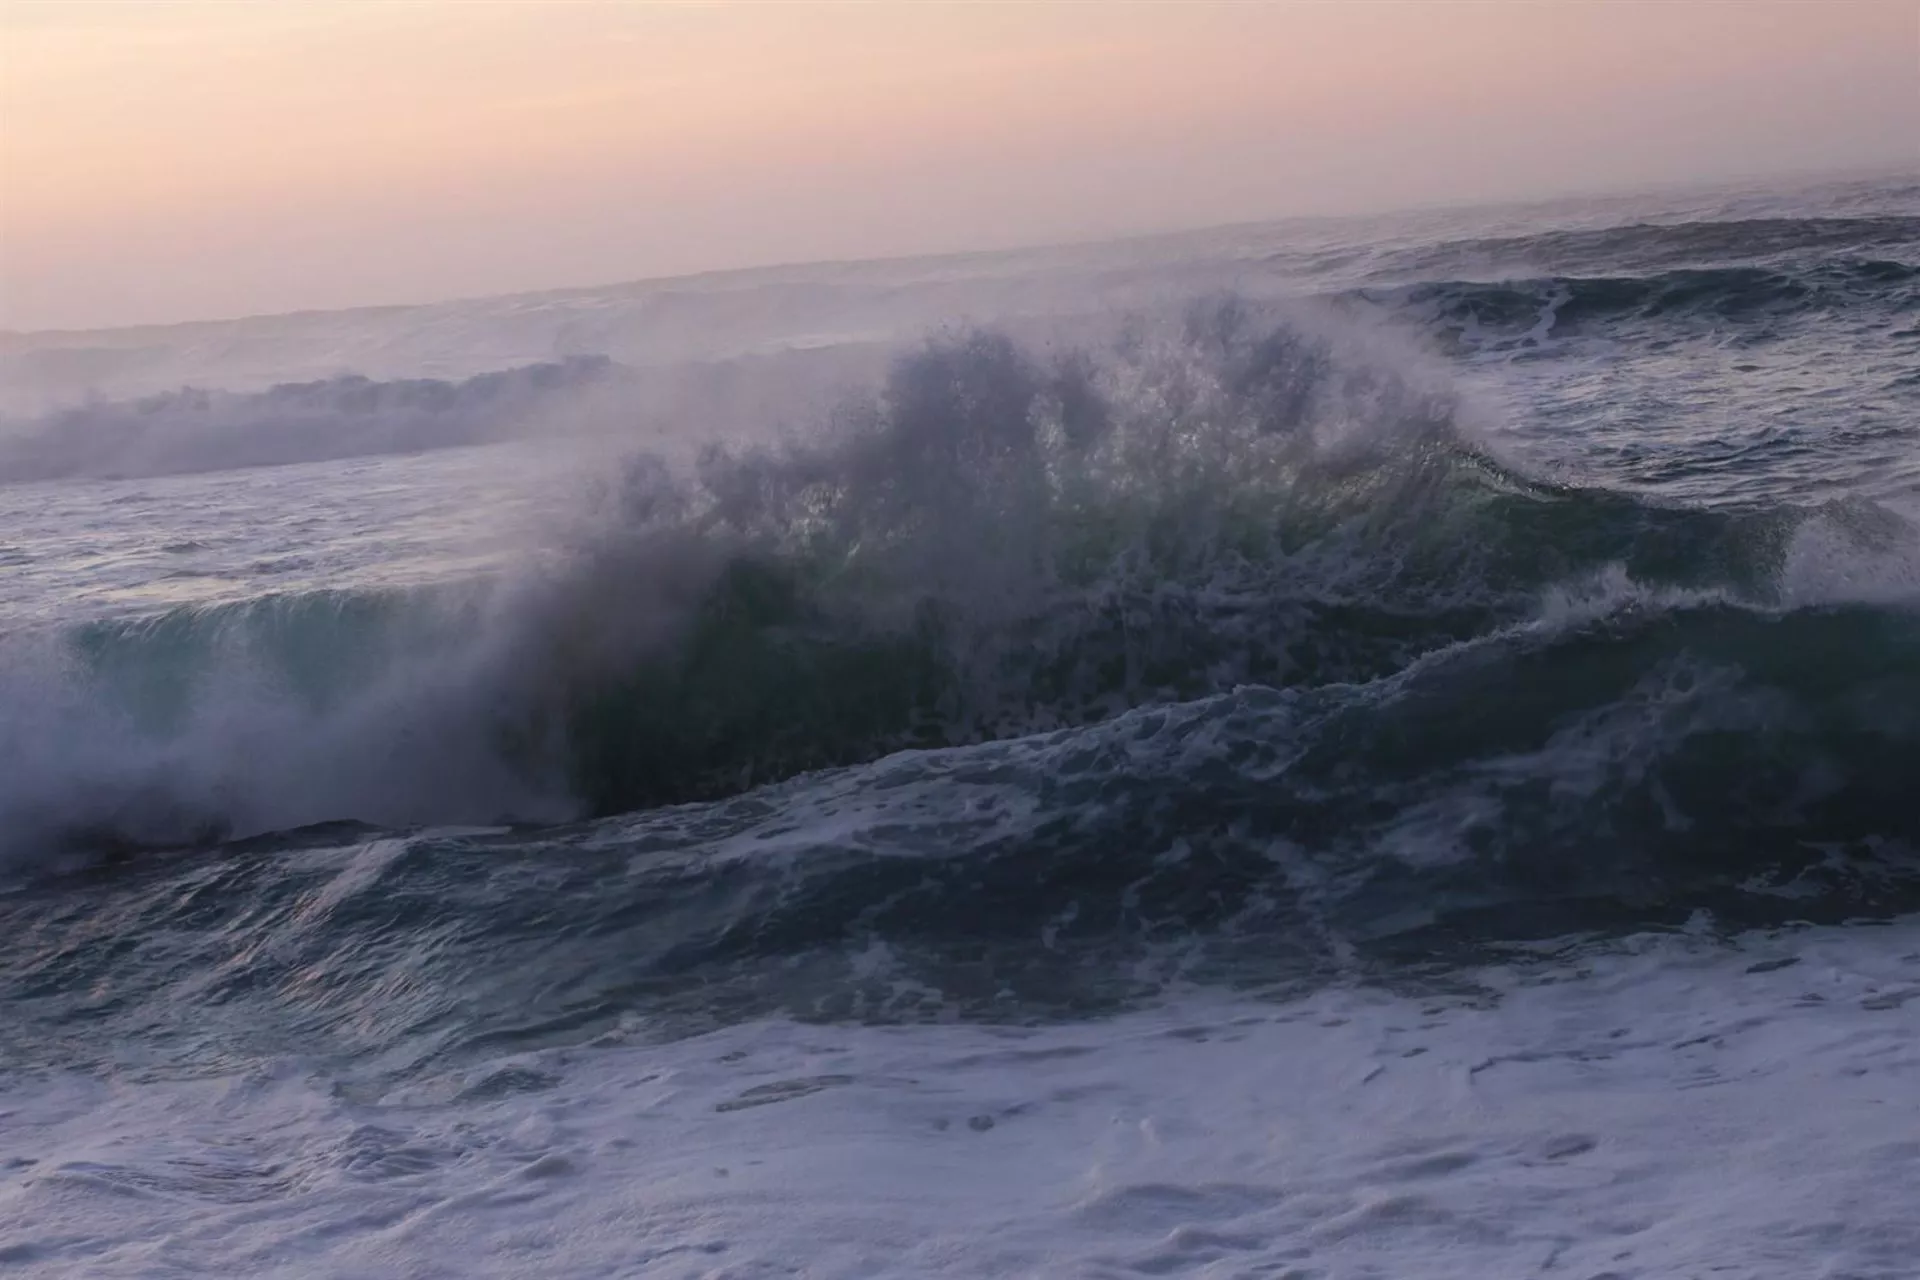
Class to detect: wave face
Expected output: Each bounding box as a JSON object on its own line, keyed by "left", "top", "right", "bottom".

{"left": 6, "top": 590, "right": 1920, "bottom": 1062}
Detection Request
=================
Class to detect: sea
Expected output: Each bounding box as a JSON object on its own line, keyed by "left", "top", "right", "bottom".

{"left": 1, "top": 172, "right": 1917, "bottom": 1278}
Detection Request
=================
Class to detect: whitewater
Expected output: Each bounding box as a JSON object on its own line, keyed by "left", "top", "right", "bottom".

{"left": 1, "top": 172, "right": 1917, "bottom": 1278}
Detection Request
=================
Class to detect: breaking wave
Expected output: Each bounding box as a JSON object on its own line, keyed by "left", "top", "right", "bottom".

{"left": 1, "top": 300, "right": 1915, "bottom": 888}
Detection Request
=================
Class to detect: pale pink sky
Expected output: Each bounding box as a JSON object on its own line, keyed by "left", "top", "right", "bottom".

{"left": 2, "top": 0, "right": 1915, "bottom": 332}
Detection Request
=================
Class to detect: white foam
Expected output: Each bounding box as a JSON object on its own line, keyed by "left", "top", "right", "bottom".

{"left": 1780, "top": 500, "right": 1920, "bottom": 608}
{"left": 4, "top": 919, "right": 1917, "bottom": 1277}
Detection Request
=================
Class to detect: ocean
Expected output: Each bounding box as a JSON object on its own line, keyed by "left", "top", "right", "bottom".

{"left": 1, "top": 172, "right": 1917, "bottom": 1278}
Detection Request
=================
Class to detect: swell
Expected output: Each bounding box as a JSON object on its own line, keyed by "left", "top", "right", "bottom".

{"left": 1, "top": 301, "right": 1912, "bottom": 867}
{"left": 1377, "top": 214, "right": 1920, "bottom": 280}
{"left": 1350, "top": 258, "right": 1920, "bottom": 349}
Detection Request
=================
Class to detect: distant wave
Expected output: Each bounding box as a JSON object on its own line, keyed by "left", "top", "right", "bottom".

{"left": 1345, "top": 258, "right": 1920, "bottom": 353}
{"left": 1374, "top": 214, "right": 1920, "bottom": 280}
{"left": 9, "top": 190, "right": 1920, "bottom": 1063}
{"left": 0, "top": 357, "right": 616, "bottom": 483}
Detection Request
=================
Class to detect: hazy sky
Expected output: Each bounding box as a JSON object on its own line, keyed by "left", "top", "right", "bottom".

{"left": 2, "top": 0, "right": 1915, "bottom": 332}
